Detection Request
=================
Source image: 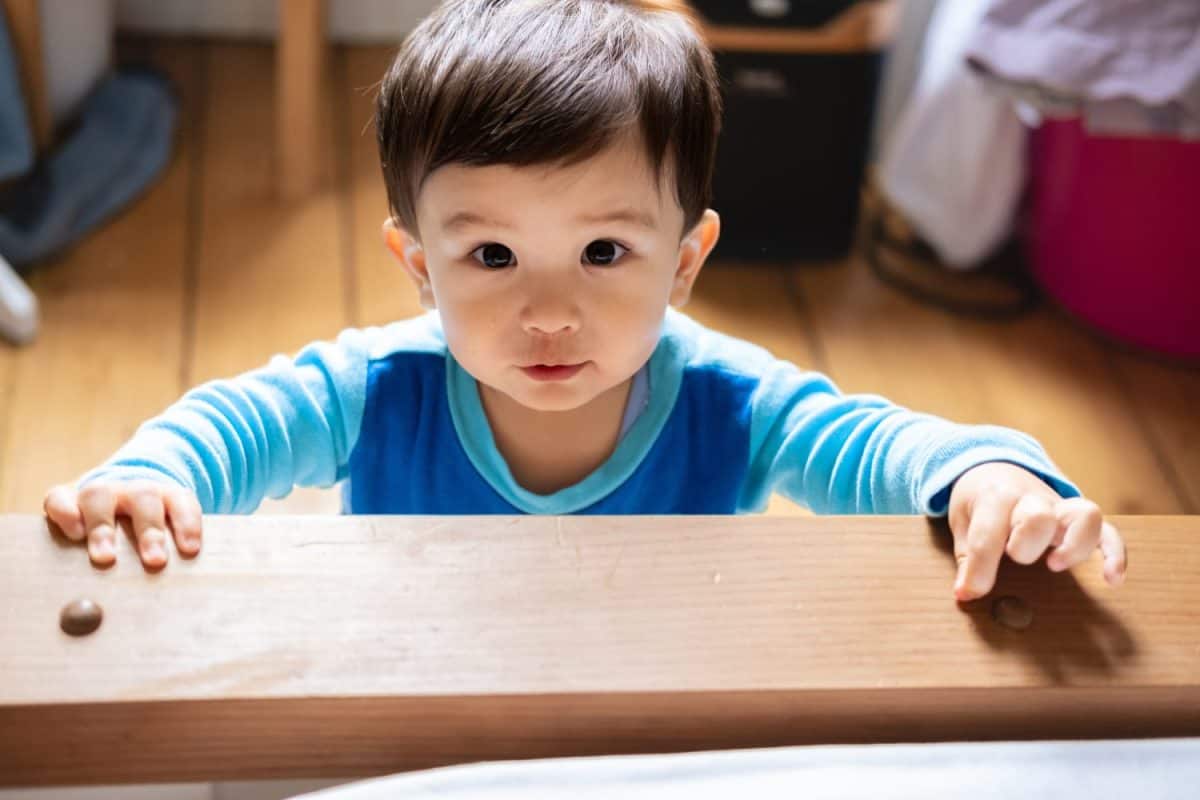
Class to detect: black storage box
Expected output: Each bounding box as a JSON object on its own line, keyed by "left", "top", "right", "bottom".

{"left": 701, "top": 1, "right": 888, "bottom": 261}
{"left": 710, "top": 47, "right": 882, "bottom": 261}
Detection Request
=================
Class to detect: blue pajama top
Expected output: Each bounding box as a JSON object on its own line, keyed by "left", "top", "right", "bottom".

{"left": 81, "top": 308, "right": 1077, "bottom": 515}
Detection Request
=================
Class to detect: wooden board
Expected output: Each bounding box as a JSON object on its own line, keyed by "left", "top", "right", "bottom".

{"left": 194, "top": 43, "right": 350, "bottom": 514}
{"left": 793, "top": 258, "right": 1186, "bottom": 514}
{"left": 1, "top": 513, "right": 1197, "bottom": 785}
{"left": 0, "top": 43, "right": 197, "bottom": 512}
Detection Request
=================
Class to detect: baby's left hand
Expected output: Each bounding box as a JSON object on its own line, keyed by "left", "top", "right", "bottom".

{"left": 947, "top": 462, "right": 1127, "bottom": 602}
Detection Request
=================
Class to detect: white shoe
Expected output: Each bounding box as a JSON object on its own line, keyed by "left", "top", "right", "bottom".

{"left": 0, "top": 253, "right": 38, "bottom": 345}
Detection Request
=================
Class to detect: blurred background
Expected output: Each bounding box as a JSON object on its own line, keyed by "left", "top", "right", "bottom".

{"left": 0, "top": 2, "right": 1197, "bottom": 798}
{"left": 0, "top": 1, "right": 1195, "bottom": 529}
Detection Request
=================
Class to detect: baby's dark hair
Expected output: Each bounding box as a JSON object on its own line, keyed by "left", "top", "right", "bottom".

{"left": 376, "top": 0, "right": 722, "bottom": 238}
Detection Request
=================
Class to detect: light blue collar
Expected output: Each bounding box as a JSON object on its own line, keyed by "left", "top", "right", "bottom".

{"left": 446, "top": 329, "right": 683, "bottom": 514}
{"left": 618, "top": 359, "right": 651, "bottom": 440}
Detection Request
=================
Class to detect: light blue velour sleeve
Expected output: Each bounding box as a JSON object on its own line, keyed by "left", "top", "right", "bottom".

{"left": 736, "top": 361, "right": 1080, "bottom": 516}
{"left": 77, "top": 328, "right": 373, "bottom": 514}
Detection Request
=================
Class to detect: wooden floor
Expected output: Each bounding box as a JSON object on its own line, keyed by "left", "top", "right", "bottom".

{"left": 0, "top": 40, "right": 1196, "bottom": 518}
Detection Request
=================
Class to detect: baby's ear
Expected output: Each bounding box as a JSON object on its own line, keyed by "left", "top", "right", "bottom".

{"left": 670, "top": 209, "right": 720, "bottom": 308}
{"left": 383, "top": 219, "right": 436, "bottom": 310}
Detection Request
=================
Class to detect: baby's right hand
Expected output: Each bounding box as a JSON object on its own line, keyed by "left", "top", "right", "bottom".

{"left": 43, "top": 480, "right": 203, "bottom": 569}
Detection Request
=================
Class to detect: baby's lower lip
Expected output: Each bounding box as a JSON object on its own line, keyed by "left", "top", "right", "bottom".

{"left": 521, "top": 363, "right": 586, "bottom": 381}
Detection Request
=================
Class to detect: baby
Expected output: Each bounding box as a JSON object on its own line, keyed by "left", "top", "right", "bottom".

{"left": 43, "top": 0, "right": 1125, "bottom": 602}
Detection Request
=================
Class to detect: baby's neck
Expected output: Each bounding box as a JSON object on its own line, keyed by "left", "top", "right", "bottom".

{"left": 478, "top": 377, "right": 634, "bottom": 496}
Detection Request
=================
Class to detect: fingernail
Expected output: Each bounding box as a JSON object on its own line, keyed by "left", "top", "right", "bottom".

{"left": 143, "top": 537, "right": 166, "bottom": 562}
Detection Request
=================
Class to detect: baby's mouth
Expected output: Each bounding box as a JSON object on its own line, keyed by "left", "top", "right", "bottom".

{"left": 520, "top": 362, "right": 587, "bottom": 381}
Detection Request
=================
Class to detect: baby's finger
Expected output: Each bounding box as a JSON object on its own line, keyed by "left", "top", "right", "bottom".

{"left": 1047, "top": 498, "right": 1103, "bottom": 572}
{"left": 1100, "top": 521, "right": 1127, "bottom": 587}
{"left": 1006, "top": 493, "right": 1058, "bottom": 565}
{"left": 43, "top": 484, "right": 85, "bottom": 541}
{"left": 117, "top": 483, "right": 170, "bottom": 569}
{"left": 955, "top": 490, "right": 1017, "bottom": 602}
{"left": 163, "top": 488, "right": 203, "bottom": 556}
{"left": 77, "top": 483, "right": 120, "bottom": 565}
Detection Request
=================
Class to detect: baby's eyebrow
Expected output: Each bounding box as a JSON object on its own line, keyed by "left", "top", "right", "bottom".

{"left": 439, "top": 207, "right": 658, "bottom": 232}
{"left": 578, "top": 208, "right": 659, "bottom": 230}
{"left": 440, "top": 211, "right": 507, "bottom": 232}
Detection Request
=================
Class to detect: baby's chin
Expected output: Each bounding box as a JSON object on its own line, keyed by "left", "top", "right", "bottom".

{"left": 507, "top": 385, "right": 598, "bottom": 414}
{"left": 498, "top": 373, "right": 621, "bottom": 414}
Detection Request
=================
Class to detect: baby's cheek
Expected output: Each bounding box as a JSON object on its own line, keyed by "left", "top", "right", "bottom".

{"left": 440, "top": 321, "right": 490, "bottom": 372}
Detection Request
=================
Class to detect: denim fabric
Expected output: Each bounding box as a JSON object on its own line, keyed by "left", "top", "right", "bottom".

{"left": 0, "top": 70, "right": 176, "bottom": 268}
{"left": 0, "top": 12, "right": 34, "bottom": 182}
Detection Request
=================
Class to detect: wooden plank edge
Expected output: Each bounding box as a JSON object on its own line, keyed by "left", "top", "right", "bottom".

{"left": 3, "top": 686, "right": 1198, "bottom": 786}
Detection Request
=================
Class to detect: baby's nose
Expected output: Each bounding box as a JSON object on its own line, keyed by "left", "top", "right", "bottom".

{"left": 520, "top": 293, "right": 581, "bottom": 336}
{"left": 524, "top": 318, "right": 577, "bottom": 337}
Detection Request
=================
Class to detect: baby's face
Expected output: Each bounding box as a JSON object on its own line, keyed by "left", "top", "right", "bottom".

{"left": 400, "top": 134, "right": 716, "bottom": 413}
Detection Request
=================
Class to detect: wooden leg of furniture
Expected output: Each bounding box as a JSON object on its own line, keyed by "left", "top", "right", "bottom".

{"left": 2, "top": 0, "right": 53, "bottom": 152}
{"left": 277, "top": 0, "right": 327, "bottom": 199}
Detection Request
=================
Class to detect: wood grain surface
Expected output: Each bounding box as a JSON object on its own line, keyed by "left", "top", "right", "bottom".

{"left": 1, "top": 513, "right": 1197, "bottom": 785}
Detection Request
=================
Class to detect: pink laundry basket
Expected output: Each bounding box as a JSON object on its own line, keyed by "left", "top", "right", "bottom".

{"left": 1027, "top": 118, "right": 1200, "bottom": 361}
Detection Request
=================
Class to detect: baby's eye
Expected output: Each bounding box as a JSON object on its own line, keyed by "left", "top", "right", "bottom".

{"left": 582, "top": 240, "right": 629, "bottom": 267}
{"left": 471, "top": 243, "right": 517, "bottom": 269}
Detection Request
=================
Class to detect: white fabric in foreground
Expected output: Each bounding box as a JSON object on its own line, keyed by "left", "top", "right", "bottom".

{"left": 291, "top": 738, "right": 1200, "bottom": 800}
{"left": 876, "top": 0, "right": 1026, "bottom": 269}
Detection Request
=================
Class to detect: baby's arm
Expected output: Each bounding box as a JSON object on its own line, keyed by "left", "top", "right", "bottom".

{"left": 43, "top": 328, "right": 373, "bottom": 568}
{"left": 737, "top": 361, "right": 1124, "bottom": 597}
{"left": 737, "top": 361, "right": 1076, "bottom": 515}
